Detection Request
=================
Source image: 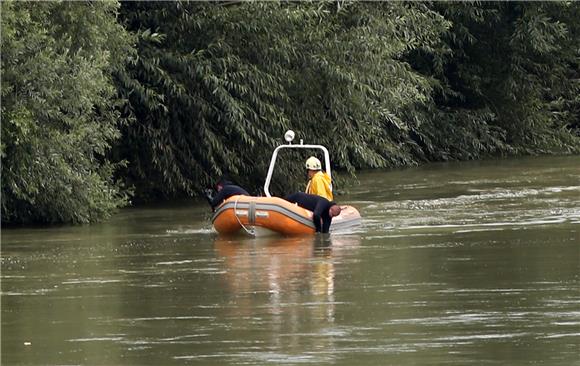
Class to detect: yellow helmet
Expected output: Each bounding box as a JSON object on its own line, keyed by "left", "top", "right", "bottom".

{"left": 305, "top": 156, "right": 322, "bottom": 170}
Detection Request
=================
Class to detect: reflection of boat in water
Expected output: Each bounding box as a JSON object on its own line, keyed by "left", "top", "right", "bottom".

{"left": 214, "top": 234, "right": 361, "bottom": 322}
{"left": 214, "top": 234, "right": 361, "bottom": 355}
{"left": 214, "top": 234, "right": 361, "bottom": 298}
{"left": 214, "top": 236, "right": 328, "bottom": 319}
{"left": 212, "top": 130, "right": 361, "bottom": 236}
{"left": 212, "top": 195, "right": 361, "bottom": 236}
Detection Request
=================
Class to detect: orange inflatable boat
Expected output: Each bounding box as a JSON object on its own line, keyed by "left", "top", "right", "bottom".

{"left": 212, "top": 129, "right": 362, "bottom": 236}
{"left": 212, "top": 195, "right": 361, "bottom": 236}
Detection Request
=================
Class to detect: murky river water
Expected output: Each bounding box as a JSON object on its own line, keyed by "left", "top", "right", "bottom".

{"left": 2, "top": 156, "right": 579, "bottom": 365}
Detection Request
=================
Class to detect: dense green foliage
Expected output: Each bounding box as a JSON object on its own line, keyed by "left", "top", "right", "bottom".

{"left": 417, "top": 2, "right": 580, "bottom": 159}
{"left": 1, "top": 1, "right": 133, "bottom": 224}
{"left": 115, "top": 1, "right": 579, "bottom": 200}
{"left": 115, "top": 2, "right": 291, "bottom": 199}
{"left": 115, "top": 1, "right": 453, "bottom": 197}
{"left": 2, "top": 1, "right": 579, "bottom": 224}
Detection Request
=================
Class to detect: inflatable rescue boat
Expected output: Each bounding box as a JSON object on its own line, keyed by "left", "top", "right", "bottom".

{"left": 212, "top": 195, "right": 361, "bottom": 236}
{"left": 212, "top": 130, "right": 362, "bottom": 236}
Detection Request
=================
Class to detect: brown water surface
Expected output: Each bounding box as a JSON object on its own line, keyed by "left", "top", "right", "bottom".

{"left": 2, "top": 156, "right": 579, "bottom": 365}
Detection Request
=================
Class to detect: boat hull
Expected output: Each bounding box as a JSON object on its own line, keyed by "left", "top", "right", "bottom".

{"left": 212, "top": 196, "right": 361, "bottom": 236}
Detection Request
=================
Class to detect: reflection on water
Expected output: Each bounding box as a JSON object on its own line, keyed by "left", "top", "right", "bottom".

{"left": 2, "top": 155, "right": 579, "bottom": 366}
{"left": 212, "top": 235, "right": 361, "bottom": 363}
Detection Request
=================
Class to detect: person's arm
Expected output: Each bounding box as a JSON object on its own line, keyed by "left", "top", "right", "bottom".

{"left": 312, "top": 212, "right": 322, "bottom": 232}
{"left": 210, "top": 189, "right": 227, "bottom": 210}
{"left": 313, "top": 200, "right": 328, "bottom": 233}
{"left": 313, "top": 200, "right": 334, "bottom": 233}
{"left": 203, "top": 189, "right": 216, "bottom": 207}
{"left": 321, "top": 213, "right": 332, "bottom": 233}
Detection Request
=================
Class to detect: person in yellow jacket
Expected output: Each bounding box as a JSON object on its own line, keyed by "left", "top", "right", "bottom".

{"left": 304, "top": 156, "right": 333, "bottom": 201}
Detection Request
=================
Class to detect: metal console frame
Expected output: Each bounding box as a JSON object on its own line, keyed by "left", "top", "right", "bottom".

{"left": 263, "top": 133, "right": 332, "bottom": 198}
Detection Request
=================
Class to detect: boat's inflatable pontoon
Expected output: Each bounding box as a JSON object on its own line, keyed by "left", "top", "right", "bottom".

{"left": 212, "top": 195, "right": 361, "bottom": 236}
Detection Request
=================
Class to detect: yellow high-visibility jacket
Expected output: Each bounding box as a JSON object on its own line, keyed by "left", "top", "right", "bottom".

{"left": 305, "top": 171, "right": 333, "bottom": 201}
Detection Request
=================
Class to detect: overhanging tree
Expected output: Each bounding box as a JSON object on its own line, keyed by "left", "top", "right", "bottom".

{"left": 1, "top": 1, "right": 133, "bottom": 224}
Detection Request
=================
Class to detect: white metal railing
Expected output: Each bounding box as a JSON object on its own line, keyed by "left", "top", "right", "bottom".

{"left": 263, "top": 130, "right": 332, "bottom": 197}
